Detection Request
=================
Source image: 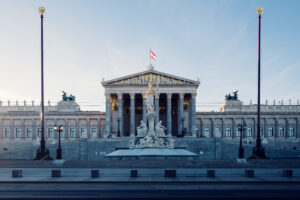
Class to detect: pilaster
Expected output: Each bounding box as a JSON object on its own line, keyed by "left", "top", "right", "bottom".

{"left": 274, "top": 118, "right": 278, "bottom": 138}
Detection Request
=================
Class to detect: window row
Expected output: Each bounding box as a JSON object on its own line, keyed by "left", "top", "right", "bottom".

{"left": 201, "top": 127, "right": 296, "bottom": 137}
{"left": 3, "top": 127, "right": 99, "bottom": 139}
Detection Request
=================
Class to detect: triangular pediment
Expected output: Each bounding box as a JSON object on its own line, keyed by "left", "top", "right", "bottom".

{"left": 101, "top": 68, "right": 200, "bottom": 88}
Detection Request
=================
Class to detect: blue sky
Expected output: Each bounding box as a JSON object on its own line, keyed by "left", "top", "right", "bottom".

{"left": 0, "top": 0, "right": 299, "bottom": 111}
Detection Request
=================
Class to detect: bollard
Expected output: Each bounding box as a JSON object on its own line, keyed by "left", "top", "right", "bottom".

{"left": 131, "top": 170, "right": 138, "bottom": 177}
{"left": 52, "top": 170, "right": 61, "bottom": 178}
{"left": 12, "top": 170, "right": 22, "bottom": 178}
{"left": 91, "top": 170, "right": 99, "bottom": 178}
{"left": 282, "top": 170, "right": 293, "bottom": 177}
{"left": 165, "top": 170, "right": 176, "bottom": 178}
{"left": 207, "top": 170, "right": 215, "bottom": 178}
{"left": 245, "top": 170, "right": 254, "bottom": 177}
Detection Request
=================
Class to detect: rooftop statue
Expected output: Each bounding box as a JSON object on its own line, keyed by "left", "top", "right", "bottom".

{"left": 62, "top": 91, "right": 76, "bottom": 102}
{"left": 225, "top": 90, "right": 239, "bottom": 101}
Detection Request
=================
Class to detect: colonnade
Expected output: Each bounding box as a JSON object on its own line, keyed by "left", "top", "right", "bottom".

{"left": 104, "top": 93, "right": 197, "bottom": 137}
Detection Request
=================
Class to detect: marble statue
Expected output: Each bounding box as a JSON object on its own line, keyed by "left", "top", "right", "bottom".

{"left": 130, "top": 78, "right": 174, "bottom": 149}
{"left": 155, "top": 120, "right": 166, "bottom": 137}
{"left": 137, "top": 120, "right": 147, "bottom": 137}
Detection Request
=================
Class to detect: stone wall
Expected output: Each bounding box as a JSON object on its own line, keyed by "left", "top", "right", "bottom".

{"left": 0, "top": 138, "right": 299, "bottom": 160}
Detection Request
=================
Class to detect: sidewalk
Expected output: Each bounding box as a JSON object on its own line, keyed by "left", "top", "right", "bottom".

{"left": 2, "top": 168, "right": 300, "bottom": 183}
{"left": 1, "top": 159, "right": 300, "bottom": 168}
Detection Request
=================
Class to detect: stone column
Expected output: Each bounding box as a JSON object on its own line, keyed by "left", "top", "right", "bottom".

{"left": 155, "top": 93, "right": 160, "bottom": 125}
{"left": 178, "top": 93, "right": 184, "bottom": 136}
{"left": 142, "top": 93, "right": 147, "bottom": 126}
{"left": 191, "top": 93, "right": 196, "bottom": 137}
{"left": 104, "top": 94, "right": 111, "bottom": 138}
{"left": 166, "top": 93, "right": 172, "bottom": 137}
{"left": 130, "top": 93, "right": 135, "bottom": 137}
{"left": 117, "top": 93, "right": 123, "bottom": 137}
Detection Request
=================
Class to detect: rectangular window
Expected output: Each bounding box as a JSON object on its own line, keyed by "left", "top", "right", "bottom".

{"left": 48, "top": 128, "right": 54, "bottom": 138}
{"left": 37, "top": 128, "right": 42, "bottom": 138}
{"left": 5, "top": 128, "right": 10, "bottom": 139}
{"left": 268, "top": 127, "right": 274, "bottom": 137}
{"left": 81, "top": 128, "right": 87, "bottom": 137}
{"left": 215, "top": 127, "right": 220, "bottom": 132}
{"left": 91, "top": 128, "right": 97, "bottom": 137}
{"left": 225, "top": 127, "right": 231, "bottom": 137}
{"left": 26, "top": 128, "right": 32, "bottom": 138}
{"left": 279, "top": 127, "right": 284, "bottom": 137}
{"left": 16, "top": 128, "right": 21, "bottom": 138}
{"left": 204, "top": 128, "right": 210, "bottom": 137}
{"left": 70, "top": 128, "right": 76, "bottom": 138}
{"left": 247, "top": 127, "right": 252, "bottom": 137}
{"left": 289, "top": 127, "right": 295, "bottom": 137}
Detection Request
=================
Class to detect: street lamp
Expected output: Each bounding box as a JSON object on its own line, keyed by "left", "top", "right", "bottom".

{"left": 54, "top": 125, "right": 64, "bottom": 160}
{"left": 249, "top": 8, "right": 267, "bottom": 159}
{"left": 34, "top": 7, "right": 52, "bottom": 160}
{"left": 237, "top": 124, "right": 246, "bottom": 159}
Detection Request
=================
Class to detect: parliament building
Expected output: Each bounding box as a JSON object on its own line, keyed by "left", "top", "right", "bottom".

{"left": 0, "top": 66, "right": 299, "bottom": 160}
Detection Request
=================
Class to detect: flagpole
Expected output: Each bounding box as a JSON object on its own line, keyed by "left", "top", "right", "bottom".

{"left": 149, "top": 49, "right": 152, "bottom": 67}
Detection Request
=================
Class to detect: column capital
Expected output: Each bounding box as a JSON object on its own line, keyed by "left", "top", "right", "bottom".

{"left": 130, "top": 93, "right": 135, "bottom": 99}
{"left": 167, "top": 93, "right": 172, "bottom": 99}
{"left": 155, "top": 93, "right": 160, "bottom": 99}
{"left": 179, "top": 93, "right": 184, "bottom": 99}
{"left": 117, "top": 93, "right": 123, "bottom": 100}
{"left": 191, "top": 93, "right": 197, "bottom": 98}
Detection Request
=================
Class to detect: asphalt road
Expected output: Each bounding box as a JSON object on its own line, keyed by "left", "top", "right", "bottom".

{"left": 0, "top": 182, "right": 299, "bottom": 199}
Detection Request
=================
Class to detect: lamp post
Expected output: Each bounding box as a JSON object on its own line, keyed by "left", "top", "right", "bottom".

{"left": 249, "top": 8, "right": 267, "bottom": 159}
{"left": 237, "top": 124, "right": 245, "bottom": 159}
{"left": 54, "top": 125, "right": 63, "bottom": 160}
{"left": 34, "top": 7, "right": 52, "bottom": 160}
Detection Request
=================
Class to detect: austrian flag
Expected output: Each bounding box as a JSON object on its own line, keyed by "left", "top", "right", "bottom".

{"left": 150, "top": 50, "right": 157, "bottom": 61}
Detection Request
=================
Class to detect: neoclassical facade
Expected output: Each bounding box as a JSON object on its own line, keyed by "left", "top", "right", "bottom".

{"left": 0, "top": 67, "right": 299, "bottom": 160}
{"left": 101, "top": 66, "right": 200, "bottom": 138}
